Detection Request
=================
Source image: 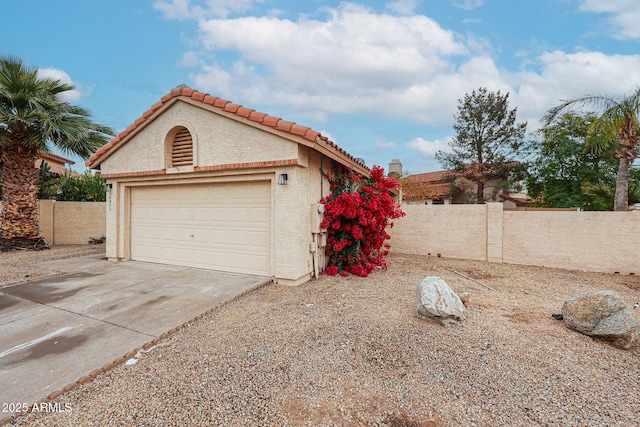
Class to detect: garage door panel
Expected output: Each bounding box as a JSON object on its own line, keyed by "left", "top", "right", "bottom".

{"left": 210, "top": 207, "right": 227, "bottom": 221}
{"left": 131, "top": 182, "right": 270, "bottom": 276}
{"left": 176, "top": 207, "right": 192, "bottom": 220}
{"left": 162, "top": 207, "right": 176, "bottom": 220}
{"left": 250, "top": 231, "right": 269, "bottom": 247}
{"left": 250, "top": 207, "right": 268, "bottom": 222}
{"left": 249, "top": 258, "right": 268, "bottom": 272}
{"left": 228, "top": 207, "right": 247, "bottom": 220}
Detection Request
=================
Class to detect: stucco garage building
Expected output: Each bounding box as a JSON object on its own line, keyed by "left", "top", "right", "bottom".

{"left": 87, "top": 85, "right": 368, "bottom": 285}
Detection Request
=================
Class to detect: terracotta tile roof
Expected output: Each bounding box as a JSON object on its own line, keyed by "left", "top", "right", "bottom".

{"left": 35, "top": 151, "right": 77, "bottom": 176}
{"left": 87, "top": 85, "right": 367, "bottom": 173}
{"left": 500, "top": 194, "right": 529, "bottom": 206}
{"left": 38, "top": 151, "right": 75, "bottom": 166}
{"left": 424, "top": 183, "right": 453, "bottom": 198}
{"left": 401, "top": 169, "right": 458, "bottom": 200}
{"left": 405, "top": 169, "right": 457, "bottom": 185}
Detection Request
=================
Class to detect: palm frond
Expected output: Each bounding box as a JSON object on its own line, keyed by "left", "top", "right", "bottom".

{"left": 1, "top": 56, "right": 115, "bottom": 159}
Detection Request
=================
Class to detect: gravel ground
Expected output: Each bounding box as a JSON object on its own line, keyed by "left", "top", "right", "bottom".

{"left": 0, "top": 244, "right": 105, "bottom": 287}
{"left": 4, "top": 249, "right": 640, "bottom": 426}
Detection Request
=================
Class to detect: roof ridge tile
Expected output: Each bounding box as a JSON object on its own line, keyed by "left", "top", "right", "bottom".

{"left": 248, "top": 111, "right": 267, "bottom": 122}
{"left": 223, "top": 103, "right": 240, "bottom": 113}
{"left": 213, "top": 98, "right": 229, "bottom": 108}
{"left": 236, "top": 107, "right": 254, "bottom": 118}
{"left": 191, "top": 91, "right": 205, "bottom": 101}
{"left": 275, "top": 120, "right": 294, "bottom": 132}
{"left": 262, "top": 116, "right": 281, "bottom": 127}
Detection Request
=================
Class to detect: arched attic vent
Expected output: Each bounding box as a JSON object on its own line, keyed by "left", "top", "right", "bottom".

{"left": 170, "top": 126, "right": 193, "bottom": 167}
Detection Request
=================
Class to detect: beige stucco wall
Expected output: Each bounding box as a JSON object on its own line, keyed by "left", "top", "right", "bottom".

{"left": 391, "top": 204, "right": 488, "bottom": 261}
{"left": 101, "top": 101, "right": 299, "bottom": 175}
{"left": 36, "top": 200, "right": 106, "bottom": 245}
{"left": 272, "top": 149, "right": 331, "bottom": 284}
{"left": 389, "top": 203, "right": 640, "bottom": 274}
{"left": 502, "top": 211, "right": 640, "bottom": 274}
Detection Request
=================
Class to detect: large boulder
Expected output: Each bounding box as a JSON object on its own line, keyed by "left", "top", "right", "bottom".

{"left": 417, "top": 276, "right": 466, "bottom": 326}
{"left": 562, "top": 290, "right": 639, "bottom": 350}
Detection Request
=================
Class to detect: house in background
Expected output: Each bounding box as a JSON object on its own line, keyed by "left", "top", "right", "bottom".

{"left": 87, "top": 85, "right": 368, "bottom": 286}
{"left": 500, "top": 193, "right": 530, "bottom": 209}
{"left": 391, "top": 159, "right": 528, "bottom": 206}
{"left": 35, "top": 151, "right": 76, "bottom": 176}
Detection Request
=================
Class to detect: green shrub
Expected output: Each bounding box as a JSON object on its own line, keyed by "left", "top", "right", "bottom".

{"left": 55, "top": 171, "right": 106, "bottom": 202}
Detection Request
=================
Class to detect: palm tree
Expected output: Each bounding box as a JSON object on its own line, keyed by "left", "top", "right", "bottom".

{"left": 0, "top": 56, "right": 114, "bottom": 246}
{"left": 543, "top": 88, "right": 640, "bottom": 211}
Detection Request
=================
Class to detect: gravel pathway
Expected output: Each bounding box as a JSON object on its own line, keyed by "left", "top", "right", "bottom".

{"left": 3, "top": 251, "right": 640, "bottom": 426}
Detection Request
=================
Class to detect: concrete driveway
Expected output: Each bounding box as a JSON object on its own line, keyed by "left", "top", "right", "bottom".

{"left": 0, "top": 254, "right": 269, "bottom": 409}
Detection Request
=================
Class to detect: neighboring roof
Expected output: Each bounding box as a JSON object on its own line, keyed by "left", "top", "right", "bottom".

{"left": 38, "top": 151, "right": 75, "bottom": 166}
{"left": 500, "top": 194, "right": 530, "bottom": 206}
{"left": 36, "top": 151, "right": 76, "bottom": 176}
{"left": 87, "top": 85, "right": 368, "bottom": 175}
{"left": 401, "top": 169, "right": 457, "bottom": 200}
{"left": 405, "top": 169, "right": 456, "bottom": 185}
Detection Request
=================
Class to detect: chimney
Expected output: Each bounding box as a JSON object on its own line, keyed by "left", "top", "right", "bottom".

{"left": 388, "top": 159, "right": 402, "bottom": 179}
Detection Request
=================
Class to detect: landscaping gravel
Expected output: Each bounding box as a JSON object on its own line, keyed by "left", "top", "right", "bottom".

{"left": 0, "top": 244, "right": 105, "bottom": 287}
{"left": 4, "top": 250, "right": 640, "bottom": 426}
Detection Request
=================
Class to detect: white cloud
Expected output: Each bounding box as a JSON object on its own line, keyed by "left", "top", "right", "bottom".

{"left": 509, "top": 50, "right": 640, "bottom": 130}
{"left": 452, "top": 0, "right": 484, "bottom": 11}
{"left": 385, "top": 0, "right": 419, "bottom": 15}
{"left": 375, "top": 139, "right": 397, "bottom": 149}
{"left": 180, "top": 51, "right": 204, "bottom": 67}
{"left": 154, "top": 0, "right": 264, "bottom": 20}
{"left": 189, "top": 3, "right": 470, "bottom": 123}
{"left": 154, "top": 0, "right": 192, "bottom": 19}
{"left": 406, "top": 137, "right": 453, "bottom": 158}
{"left": 579, "top": 0, "right": 640, "bottom": 39}
{"left": 37, "top": 68, "right": 89, "bottom": 102}
{"left": 164, "top": 2, "right": 640, "bottom": 136}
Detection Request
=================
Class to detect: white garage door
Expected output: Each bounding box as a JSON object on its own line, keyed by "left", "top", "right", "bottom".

{"left": 130, "top": 181, "right": 271, "bottom": 276}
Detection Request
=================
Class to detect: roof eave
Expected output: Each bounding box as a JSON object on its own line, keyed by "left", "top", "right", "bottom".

{"left": 87, "top": 90, "right": 369, "bottom": 175}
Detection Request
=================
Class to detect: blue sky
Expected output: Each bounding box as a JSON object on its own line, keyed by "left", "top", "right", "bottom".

{"left": 3, "top": 0, "right": 640, "bottom": 174}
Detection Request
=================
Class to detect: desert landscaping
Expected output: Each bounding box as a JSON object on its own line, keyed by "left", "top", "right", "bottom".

{"left": 2, "top": 246, "right": 639, "bottom": 426}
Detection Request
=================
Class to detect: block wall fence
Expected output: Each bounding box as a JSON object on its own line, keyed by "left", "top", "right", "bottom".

{"left": 389, "top": 203, "right": 640, "bottom": 275}
{"left": 37, "top": 200, "right": 106, "bottom": 245}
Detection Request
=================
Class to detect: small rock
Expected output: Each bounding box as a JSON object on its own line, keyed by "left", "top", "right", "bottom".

{"left": 552, "top": 313, "right": 564, "bottom": 321}
{"left": 417, "top": 276, "right": 466, "bottom": 326}
{"left": 562, "top": 290, "right": 639, "bottom": 350}
{"left": 458, "top": 292, "right": 470, "bottom": 306}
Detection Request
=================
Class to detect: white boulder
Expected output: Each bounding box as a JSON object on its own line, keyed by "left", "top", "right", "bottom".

{"left": 417, "top": 276, "right": 467, "bottom": 326}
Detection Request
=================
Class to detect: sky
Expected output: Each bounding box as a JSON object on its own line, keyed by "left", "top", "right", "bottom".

{"left": 3, "top": 0, "right": 640, "bottom": 174}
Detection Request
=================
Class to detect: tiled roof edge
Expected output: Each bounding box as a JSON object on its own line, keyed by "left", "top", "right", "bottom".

{"left": 39, "top": 150, "right": 75, "bottom": 165}
{"left": 87, "top": 85, "right": 367, "bottom": 172}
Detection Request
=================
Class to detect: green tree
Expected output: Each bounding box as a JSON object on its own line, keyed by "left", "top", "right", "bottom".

{"left": 0, "top": 56, "right": 114, "bottom": 245}
{"left": 37, "top": 162, "right": 59, "bottom": 200}
{"left": 436, "top": 87, "right": 529, "bottom": 204}
{"left": 56, "top": 171, "right": 106, "bottom": 202}
{"left": 543, "top": 88, "right": 640, "bottom": 211}
{"left": 581, "top": 171, "right": 640, "bottom": 211}
{"left": 527, "top": 112, "right": 623, "bottom": 210}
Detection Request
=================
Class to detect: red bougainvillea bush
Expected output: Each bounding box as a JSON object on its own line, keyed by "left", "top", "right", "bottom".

{"left": 320, "top": 165, "right": 405, "bottom": 277}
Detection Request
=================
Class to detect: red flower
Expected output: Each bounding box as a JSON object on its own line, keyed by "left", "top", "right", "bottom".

{"left": 320, "top": 165, "right": 404, "bottom": 279}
